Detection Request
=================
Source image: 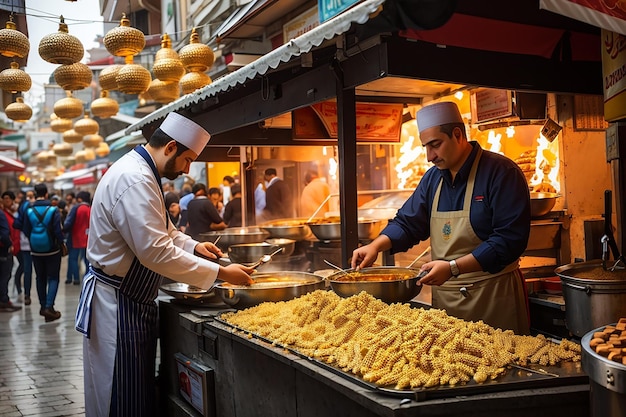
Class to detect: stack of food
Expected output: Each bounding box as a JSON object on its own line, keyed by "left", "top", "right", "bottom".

{"left": 514, "top": 149, "right": 536, "bottom": 182}
{"left": 589, "top": 318, "right": 626, "bottom": 364}
{"left": 222, "top": 290, "right": 581, "bottom": 389}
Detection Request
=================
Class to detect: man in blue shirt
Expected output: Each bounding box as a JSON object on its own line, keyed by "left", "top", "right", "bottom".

{"left": 352, "top": 101, "right": 531, "bottom": 334}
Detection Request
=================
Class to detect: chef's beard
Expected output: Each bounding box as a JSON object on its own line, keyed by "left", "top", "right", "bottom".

{"left": 162, "top": 154, "right": 183, "bottom": 180}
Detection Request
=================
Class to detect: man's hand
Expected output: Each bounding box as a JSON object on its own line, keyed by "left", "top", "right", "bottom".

{"left": 220, "top": 264, "right": 254, "bottom": 286}
{"left": 194, "top": 241, "right": 224, "bottom": 260}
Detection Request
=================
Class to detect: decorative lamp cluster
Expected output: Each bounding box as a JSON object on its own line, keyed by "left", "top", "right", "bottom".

{"left": 179, "top": 28, "right": 214, "bottom": 95}
{"left": 148, "top": 33, "right": 183, "bottom": 104}
{"left": 0, "top": 14, "right": 31, "bottom": 123}
{"left": 104, "top": 14, "right": 150, "bottom": 95}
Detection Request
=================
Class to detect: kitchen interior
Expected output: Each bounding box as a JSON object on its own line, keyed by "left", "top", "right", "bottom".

{"left": 144, "top": 2, "right": 626, "bottom": 416}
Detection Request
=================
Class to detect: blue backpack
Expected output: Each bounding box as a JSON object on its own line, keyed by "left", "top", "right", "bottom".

{"left": 26, "top": 206, "right": 57, "bottom": 253}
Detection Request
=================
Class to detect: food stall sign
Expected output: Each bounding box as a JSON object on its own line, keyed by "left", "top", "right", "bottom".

{"left": 602, "top": 29, "right": 626, "bottom": 122}
{"left": 318, "top": 0, "right": 361, "bottom": 22}
{"left": 283, "top": 6, "right": 319, "bottom": 42}
{"left": 294, "top": 101, "right": 403, "bottom": 142}
{"left": 471, "top": 89, "right": 513, "bottom": 123}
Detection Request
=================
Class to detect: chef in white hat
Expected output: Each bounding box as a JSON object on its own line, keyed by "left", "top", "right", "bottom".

{"left": 76, "top": 112, "right": 254, "bottom": 417}
{"left": 352, "top": 101, "right": 531, "bottom": 335}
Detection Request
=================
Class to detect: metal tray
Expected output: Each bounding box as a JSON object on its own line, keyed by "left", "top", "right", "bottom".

{"left": 214, "top": 317, "right": 589, "bottom": 401}
{"left": 159, "top": 282, "right": 224, "bottom": 306}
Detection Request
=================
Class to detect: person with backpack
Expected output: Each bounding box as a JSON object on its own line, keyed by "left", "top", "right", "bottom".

{"left": 22, "top": 183, "right": 66, "bottom": 323}
{"left": 63, "top": 191, "right": 91, "bottom": 285}
{"left": 12, "top": 189, "right": 34, "bottom": 306}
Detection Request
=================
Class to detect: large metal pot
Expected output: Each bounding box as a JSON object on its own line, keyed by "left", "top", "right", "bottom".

{"left": 228, "top": 242, "right": 285, "bottom": 264}
{"left": 555, "top": 260, "right": 626, "bottom": 337}
{"left": 307, "top": 217, "right": 382, "bottom": 241}
{"left": 530, "top": 192, "right": 558, "bottom": 218}
{"left": 260, "top": 218, "right": 311, "bottom": 240}
{"left": 328, "top": 266, "right": 423, "bottom": 303}
{"left": 214, "top": 271, "right": 325, "bottom": 309}
{"left": 199, "top": 227, "right": 270, "bottom": 251}
{"left": 159, "top": 282, "right": 223, "bottom": 306}
{"left": 582, "top": 325, "right": 626, "bottom": 417}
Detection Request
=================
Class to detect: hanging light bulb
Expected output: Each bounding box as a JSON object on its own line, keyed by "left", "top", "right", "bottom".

{"left": 38, "top": 15, "right": 84, "bottom": 64}
{"left": 91, "top": 90, "right": 119, "bottom": 118}
{"left": 5, "top": 97, "right": 32, "bottom": 122}
{"left": 54, "top": 62, "right": 93, "bottom": 91}
{"left": 0, "top": 61, "right": 31, "bottom": 93}
{"left": 153, "top": 33, "right": 184, "bottom": 83}
{"left": 0, "top": 15, "right": 30, "bottom": 59}
{"left": 74, "top": 113, "right": 99, "bottom": 136}
{"left": 54, "top": 91, "right": 83, "bottom": 119}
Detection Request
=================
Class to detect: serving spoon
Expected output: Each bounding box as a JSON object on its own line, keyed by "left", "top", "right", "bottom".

{"left": 249, "top": 247, "right": 284, "bottom": 269}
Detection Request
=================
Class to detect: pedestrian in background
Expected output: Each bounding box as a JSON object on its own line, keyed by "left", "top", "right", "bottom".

{"left": 64, "top": 191, "right": 91, "bottom": 285}
{"left": 223, "top": 184, "right": 242, "bottom": 227}
{"left": 0, "top": 191, "right": 19, "bottom": 312}
{"left": 23, "top": 183, "right": 66, "bottom": 323}
{"left": 300, "top": 169, "right": 330, "bottom": 218}
{"left": 263, "top": 168, "right": 293, "bottom": 220}
{"left": 12, "top": 189, "right": 34, "bottom": 306}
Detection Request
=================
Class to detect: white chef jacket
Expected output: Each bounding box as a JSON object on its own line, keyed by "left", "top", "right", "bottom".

{"left": 87, "top": 148, "right": 220, "bottom": 286}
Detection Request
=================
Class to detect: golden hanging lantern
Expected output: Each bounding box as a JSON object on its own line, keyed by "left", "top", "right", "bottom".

{"left": 91, "top": 90, "right": 119, "bottom": 118}
{"left": 43, "top": 165, "right": 59, "bottom": 181}
{"left": 95, "top": 142, "right": 110, "bottom": 158}
{"left": 36, "top": 151, "right": 50, "bottom": 166}
{"left": 76, "top": 148, "right": 96, "bottom": 163}
{"left": 5, "top": 97, "right": 32, "bottom": 122}
{"left": 180, "top": 71, "right": 212, "bottom": 95}
{"left": 54, "top": 62, "right": 93, "bottom": 91}
{"left": 50, "top": 113, "right": 73, "bottom": 133}
{"left": 54, "top": 91, "right": 83, "bottom": 119}
{"left": 99, "top": 64, "right": 122, "bottom": 91}
{"left": 63, "top": 129, "right": 83, "bottom": 144}
{"left": 148, "top": 79, "right": 179, "bottom": 104}
{"left": 139, "top": 88, "right": 153, "bottom": 105}
{"left": 116, "top": 56, "right": 151, "bottom": 95}
{"left": 104, "top": 13, "right": 145, "bottom": 57}
{"left": 0, "top": 61, "right": 31, "bottom": 93}
{"left": 53, "top": 142, "right": 74, "bottom": 157}
{"left": 83, "top": 133, "right": 103, "bottom": 148}
{"left": 179, "top": 28, "right": 214, "bottom": 72}
{"left": 74, "top": 114, "right": 99, "bottom": 136}
{"left": 0, "top": 15, "right": 30, "bottom": 58}
{"left": 47, "top": 152, "right": 58, "bottom": 166}
{"left": 38, "top": 15, "right": 84, "bottom": 64}
{"left": 153, "top": 34, "right": 184, "bottom": 83}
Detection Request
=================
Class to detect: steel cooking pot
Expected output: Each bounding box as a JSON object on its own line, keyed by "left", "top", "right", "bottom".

{"left": 555, "top": 260, "right": 626, "bottom": 337}
{"left": 530, "top": 192, "right": 558, "bottom": 218}
{"left": 259, "top": 218, "right": 312, "bottom": 240}
{"left": 199, "top": 227, "right": 270, "bottom": 251}
{"left": 327, "top": 266, "right": 423, "bottom": 303}
{"left": 159, "top": 282, "right": 223, "bottom": 306}
{"left": 214, "top": 271, "right": 325, "bottom": 309}
{"left": 306, "top": 217, "right": 383, "bottom": 241}
{"left": 227, "top": 242, "right": 285, "bottom": 265}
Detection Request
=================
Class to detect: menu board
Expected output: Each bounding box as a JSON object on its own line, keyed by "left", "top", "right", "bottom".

{"left": 471, "top": 89, "right": 513, "bottom": 123}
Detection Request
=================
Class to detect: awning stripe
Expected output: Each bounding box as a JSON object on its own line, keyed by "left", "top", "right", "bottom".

{"left": 125, "top": 0, "right": 386, "bottom": 134}
{"left": 540, "top": 0, "right": 626, "bottom": 36}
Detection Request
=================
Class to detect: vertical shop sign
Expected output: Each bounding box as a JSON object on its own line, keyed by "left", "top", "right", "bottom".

{"left": 602, "top": 29, "right": 626, "bottom": 121}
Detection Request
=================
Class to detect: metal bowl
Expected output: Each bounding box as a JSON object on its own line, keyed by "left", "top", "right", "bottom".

{"left": 199, "top": 227, "right": 270, "bottom": 251}
{"left": 159, "top": 282, "right": 223, "bottom": 305}
{"left": 228, "top": 242, "right": 283, "bottom": 264}
{"left": 530, "top": 192, "right": 558, "bottom": 218}
{"left": 214, "top": 271, "right": 325, "bottom": 309}
{"left": 264, "top": 238, "right": 296, "bottom": 257}
{"left": 260, "top": 218, "right": 311, "bottom": 240}
{"left": 328, "top": 266, "right": 423, "bottom": 303}
{"left": 307, "top": 217, "right": 382, "bottom": 241}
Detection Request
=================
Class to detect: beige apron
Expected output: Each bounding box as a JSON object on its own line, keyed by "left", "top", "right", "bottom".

{"left": 430, "top": 148, "right": 530, "bottom": 334}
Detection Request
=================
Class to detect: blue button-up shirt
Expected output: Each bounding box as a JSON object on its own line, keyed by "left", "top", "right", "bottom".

{"left": 383, "top": 142, "right": 531, "bottom": 274}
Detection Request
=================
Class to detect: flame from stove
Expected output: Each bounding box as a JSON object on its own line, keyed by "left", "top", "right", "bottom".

{"left": 395, "top": 120, "right": 427, "bottom": 189}
{"left": 530, "top": 133, "right": 560, "bottom": 193}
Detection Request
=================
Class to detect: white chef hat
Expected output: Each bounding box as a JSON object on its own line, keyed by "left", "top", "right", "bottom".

{"left": 416, "top": 101, "right": 463, "bottom": 134}
{"left": 159, "top": 112, "right": 211, "bottom": 155}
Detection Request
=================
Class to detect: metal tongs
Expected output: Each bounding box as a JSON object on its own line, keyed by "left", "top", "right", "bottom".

{"left": 601, "top": 190, "right": 626, "bottom": 271}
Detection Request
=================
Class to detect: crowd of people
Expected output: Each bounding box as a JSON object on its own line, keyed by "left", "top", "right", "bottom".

{"left": 0, "top": 184, "right": 92, "bottom": 323}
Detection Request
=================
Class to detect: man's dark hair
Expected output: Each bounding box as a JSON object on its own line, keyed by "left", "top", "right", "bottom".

{"left": 208, "top": 187, "right": 221, "bottom": 196}
{"left": 223, "top": 175, "right": 235, "bottom": 185}
{"left": 149, "top": 128, "right": 190, "bottom": 156}
{"left": 34, "top": 183, "right": 47, "bottom": 198}
{"left": 231, "top": 184, "right": 241, "bottom": 196}
{"left": 265, "top": 168, "right": 277, "bottom": 176}
{"left": 77, "top": 191, "right": 91, "bottom": 203}
{"left": 191, "top": 183, "right": 207, "bottom": 194}
{"left": 2, "top": 191, "right": 15, "bottom": 200}
{"left": 66, "top": 192, "right": 75, "bottom": 199}
{"left": 439, "top": 123, "right": 467, "bottom": 139}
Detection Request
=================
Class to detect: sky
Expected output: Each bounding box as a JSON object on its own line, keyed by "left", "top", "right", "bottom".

{"left": 23, "top": 0, "right": 104, "bottom": 106}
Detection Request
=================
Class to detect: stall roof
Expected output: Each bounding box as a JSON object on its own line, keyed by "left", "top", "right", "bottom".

{"left": 0, "top": 155, "right": 25, "bottom": 172}
{"left": 540, "top": 0, "right": 626, "bottom": 35}
{"left": 125, "top": 0, "right": 386, "bottom": 134}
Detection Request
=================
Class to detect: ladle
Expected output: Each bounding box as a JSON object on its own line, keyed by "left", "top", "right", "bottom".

{"left": 324, "top": 259, "right": 352, "bottom": 277}
{"left": 249, "top": 247, "right": 284, "bottom": 269}
{"left": 407, "top": 246, "right": 431, "bottom": 268}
